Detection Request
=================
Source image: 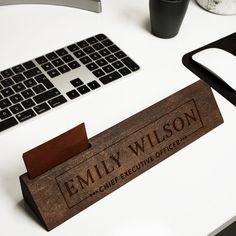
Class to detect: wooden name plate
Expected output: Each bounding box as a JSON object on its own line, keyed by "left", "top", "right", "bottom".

{"left": 20, "top": 80, "right": 223, "bottom": 231}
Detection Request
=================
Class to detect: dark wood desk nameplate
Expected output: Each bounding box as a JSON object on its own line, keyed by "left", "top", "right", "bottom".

{"left": 20, "top": 80, "right": 223, "bottom": 231}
